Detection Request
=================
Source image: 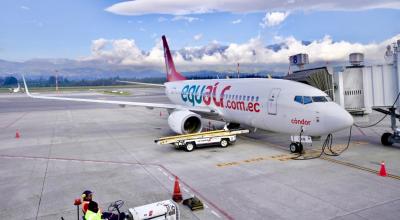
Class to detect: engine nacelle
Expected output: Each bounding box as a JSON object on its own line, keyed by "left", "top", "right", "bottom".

{"left": 168, "top": 110, "right": 202, "bottom": 134}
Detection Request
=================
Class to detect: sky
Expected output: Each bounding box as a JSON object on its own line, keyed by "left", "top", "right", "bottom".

{"left": 0, "top": 0, "right": 399, "bottom": 68}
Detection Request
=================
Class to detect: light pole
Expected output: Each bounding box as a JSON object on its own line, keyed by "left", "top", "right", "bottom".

{"left": 55, "top": 70, "right": 58, "bottom": 93}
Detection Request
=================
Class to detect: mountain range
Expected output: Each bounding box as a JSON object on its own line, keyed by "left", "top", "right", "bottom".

{"left": 0, "top": 41, "right": 332, "bottom": 79}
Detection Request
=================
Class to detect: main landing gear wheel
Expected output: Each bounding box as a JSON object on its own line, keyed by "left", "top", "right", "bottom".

{"left": 381, "top": 133, "right": 394, "bottom": 146}
{"left": 185, "top": 142, "right": 196, "bottom": 152}
{"left": 220, "top": 139, "right": 229, "bottom": 148}
{"left": 289, "top": 143, "right": 303, "bottom": 153}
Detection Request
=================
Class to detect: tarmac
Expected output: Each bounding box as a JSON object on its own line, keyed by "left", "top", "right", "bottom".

{"left": 1, "top": 88, "right": 400, "bottom": 220}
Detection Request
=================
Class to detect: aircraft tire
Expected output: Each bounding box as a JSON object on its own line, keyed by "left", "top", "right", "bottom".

{"left": 289, "top": 143, "right": 298, "bottom": 153}
{"left": 289, "top": 143, "right": 302, "bottom": 153}
{"left": 381, "top": 133, "right": 393, "bottom": 146}
{"left": 298, "top": 143, "right": 303, "bottom": 153}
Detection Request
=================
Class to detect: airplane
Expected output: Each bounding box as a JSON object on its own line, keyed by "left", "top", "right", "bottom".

{"left": 22, "top": 35, "right": 354, "bottom": 153}
{"left": 9, "top": 83, "right": 21, "bottom": 93}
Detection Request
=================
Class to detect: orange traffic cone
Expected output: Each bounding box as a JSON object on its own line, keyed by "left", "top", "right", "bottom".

{"left": 379, "top": 161, "right": 387, "bottom": 177}
{"left": 15, "top": 130, "right": 20, "bottom": 139}
{"left": 172, "top": 176, "right": 183, "bottom": 203}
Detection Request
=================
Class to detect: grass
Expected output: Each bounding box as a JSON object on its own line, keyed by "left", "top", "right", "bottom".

{"left": 101, "top": 90, "right": 131, "bottom": 96}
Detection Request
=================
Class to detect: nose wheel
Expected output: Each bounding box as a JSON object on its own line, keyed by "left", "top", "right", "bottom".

{"left": 289, "top": 142, "right": 303, "bottom": 153}
{"left": 381, "top": 133, "right": 394, "bottom": 146}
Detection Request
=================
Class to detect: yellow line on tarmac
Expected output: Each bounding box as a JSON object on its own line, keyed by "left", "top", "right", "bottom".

{"left": 216, "top": 153, "right": 297, "bottom": 168}
{"left": 320, "top": 156, "right": 400, "bottom": 181}
{"left": 233, "top": 135, "right": 400, "bottom": 180}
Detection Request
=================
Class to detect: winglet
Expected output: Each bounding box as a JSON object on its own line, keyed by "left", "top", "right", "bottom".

{"left": 22, "top": 75, "right": 32, "bottom": 97}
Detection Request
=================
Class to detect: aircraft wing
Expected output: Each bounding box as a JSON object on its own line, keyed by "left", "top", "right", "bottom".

{"left": 117, "top": 80, "right": 165, "bottom": 87}
{"left": 22, "top": 76, "right": 215, "bottom": 114}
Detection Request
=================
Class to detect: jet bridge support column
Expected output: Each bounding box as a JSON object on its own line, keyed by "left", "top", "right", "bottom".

{"left": 390, "top": 107, "right": 398, "bottom": 132}
{"left": 396, "top": 50, "right": 400, "bottom": 111}
{"left": 390, "top": 107, "right": 400, "bottom": 145}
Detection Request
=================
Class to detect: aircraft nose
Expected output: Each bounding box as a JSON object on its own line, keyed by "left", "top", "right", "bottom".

{"left": 324, "top": 105, "right": 354, "bottom": 133}
{"left": 344, "top": 110, "right": 354, "bottom": 127}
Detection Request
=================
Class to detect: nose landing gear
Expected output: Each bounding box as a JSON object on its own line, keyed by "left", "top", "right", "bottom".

{"left": 289, "top": 142, "right": 303, "bottom": 153}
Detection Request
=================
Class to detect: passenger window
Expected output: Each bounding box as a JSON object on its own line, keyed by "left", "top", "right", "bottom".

{"left": 294, "top": 96, "right": 303, "bottom": 104}
{"left": 303, "top": 96, "right": 312, "bottom": 104}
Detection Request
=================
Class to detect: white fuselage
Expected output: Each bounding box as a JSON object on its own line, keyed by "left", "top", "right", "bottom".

{"left": 165, "top": 78, "right": 353, "bottom": 136}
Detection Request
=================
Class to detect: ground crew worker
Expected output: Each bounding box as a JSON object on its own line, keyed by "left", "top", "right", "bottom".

{"left": 81, "top": 190, "right": 93, "bottom": 215}
{"left": 85, "top": 201, "right": 102, "bottom": 220}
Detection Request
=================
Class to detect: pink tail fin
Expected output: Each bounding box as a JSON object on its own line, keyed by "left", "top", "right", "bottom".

{"left": 162, "top": 35, "right": 187, "bottom": 82}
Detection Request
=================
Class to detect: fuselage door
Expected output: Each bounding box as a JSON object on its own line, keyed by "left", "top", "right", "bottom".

{"left": 268, "top": 88, "right": 281, "bottom": 115}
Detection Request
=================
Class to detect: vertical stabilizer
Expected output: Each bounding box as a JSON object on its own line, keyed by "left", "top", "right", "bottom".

{"left": 162, "top": 35, "right": 187, "bottom": 82}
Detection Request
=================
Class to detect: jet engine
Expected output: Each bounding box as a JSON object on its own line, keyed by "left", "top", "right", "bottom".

{"left": 168, "top": 110, "right": 202, "bottom": 134}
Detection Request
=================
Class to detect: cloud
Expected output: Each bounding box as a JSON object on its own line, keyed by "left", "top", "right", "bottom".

{"left": 260, "top": 12, "right": 289, "bottom": 28}
{"left": 105, "top": 0, "right": 400, "bottom": 15}
{"left": 193, "top": 34, "right": 203, "bottom": 41}
{"left": 20, "top": 6, "right": 30, "bottom": 10}
{"left": 172, "top": 15, "right": 199, "bottom": 22}
{"left": 84, "top": 38, "right": 147, "bottom": 65}
{"left": 232, "top": 19, "right": 242, "bottom": 24}
{"left": 82, "top": 34, "right": 400, "bottom": 71}
{"left": 26, "top": 20, "right": 44, "bottom": 27}
{"left": 157, "top": 17, "right": 167, "bottom": 22}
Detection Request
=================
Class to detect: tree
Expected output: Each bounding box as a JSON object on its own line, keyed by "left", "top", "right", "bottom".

{"left": 48, "top": 76, "right": 56, "bottom": 86}
{"left": 3, "top": 76, "right": 18, "bottom": 86}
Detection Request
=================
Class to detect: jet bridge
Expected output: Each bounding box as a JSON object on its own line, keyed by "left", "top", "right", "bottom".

{"left": 334, "top": 51, "right": 400, "bottom": 114}
{"left": 333, "top": 45, "right": 400, "bottom": 146}
{"left": 284, "top": 67, "right": 334, "bottom": 100}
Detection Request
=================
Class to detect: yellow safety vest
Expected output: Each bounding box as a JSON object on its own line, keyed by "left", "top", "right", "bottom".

{"left": 85, "top": 210, "right": 102, "bottom": 220}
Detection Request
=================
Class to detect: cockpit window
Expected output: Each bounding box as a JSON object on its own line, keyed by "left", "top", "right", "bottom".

{"left": 312, "top": 96, "right": 328, "bottom": 102}
{"left": 295, "top": 95, "right": 331, "bottom": 105}
{"left": 303, "top": 96, "right": 312, "bottom": 104}
{"left": 325, "top": 96, "right": 332, "bottom": 101}
{"left": 294, "top": 96, "right": 303, "bottom": 104}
